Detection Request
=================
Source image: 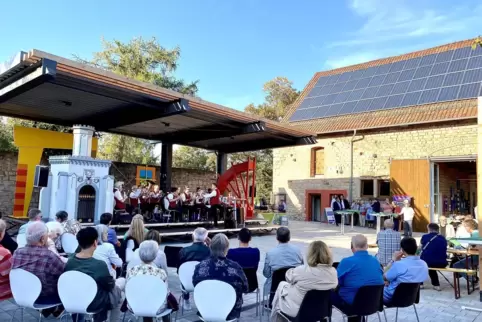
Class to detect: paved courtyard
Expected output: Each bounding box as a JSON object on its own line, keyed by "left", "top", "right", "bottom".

{"left": 1, "top": 221, "right": 482, "bottom": 321}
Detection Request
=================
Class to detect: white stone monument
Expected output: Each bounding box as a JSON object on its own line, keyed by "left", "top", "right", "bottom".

{"left": 39, "top": 125, "right": 114, "bottom": 223}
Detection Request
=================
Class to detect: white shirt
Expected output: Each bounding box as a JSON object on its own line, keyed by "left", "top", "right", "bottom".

{"left": 114, "top": 189, "right": 124, "bottom": 201}
{"left": 204, "top": 190, "right": 217, "bottom": 198}
{"left": 129, "top": 189, "right": 141, "bottom": 199}
{"left": 400, "top": 206, "right": 415, "bottom": 221}
{"left": 94, "top": 242, "right": 123, "bottom": 278}
{"left": 331, "top": 198, "right": 336, "bottom": 209}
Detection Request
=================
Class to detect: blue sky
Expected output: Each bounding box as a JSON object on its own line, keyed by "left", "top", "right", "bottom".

{"left": 1, "top": 0, "right": 481, "bottom": 110}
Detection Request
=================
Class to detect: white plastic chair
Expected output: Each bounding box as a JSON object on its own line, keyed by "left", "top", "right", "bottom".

{"left": 9, "top": 268, "right": 62, "bottom": 321}
{"left": 178, "top": 261, "right": 199, "bottom": 314}
{"left": 125, "top": 239, "right": 135, "bottom": 264}
{"left": 194, "top": 280, "right": 237, "bottom": 322}
{"left": 61, "top": 233, "right": 78, "bottom": 254}
{"left": 125, "top": 275, "right": 172, "bottom": 321}
{"left": 16, "top": 234, "right": 27, "bottom": 248}
{"left": 57, "top": 271, "right": 100, "bottom": 321}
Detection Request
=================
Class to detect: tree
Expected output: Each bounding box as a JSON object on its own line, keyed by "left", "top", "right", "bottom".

{"left": 472, "top": 36, "right": 482, "bottom": 49}
{"left": 75, "top": 37, "right": 199, "bottom": 163}
{"left": 173, "top": 146, "right": 216, "bottom": 171}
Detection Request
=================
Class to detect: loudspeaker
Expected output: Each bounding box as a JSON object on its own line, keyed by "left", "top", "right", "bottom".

{"left": 34, "top": 166, "right": 49, "bottom": 187}
{"left": 249, "top": 185, "right": 256, "bottom": 198}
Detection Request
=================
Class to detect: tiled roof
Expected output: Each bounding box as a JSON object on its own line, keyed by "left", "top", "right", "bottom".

{"left": 283, "top": 38, "right": 479, "bottom": 134}
{"left": 288, "top": 99, "right": 477, "bottom": 134}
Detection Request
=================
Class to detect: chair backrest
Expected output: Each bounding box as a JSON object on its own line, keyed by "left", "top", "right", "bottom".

{"left": 164, "top": 245, "right": 183, "bottom": 268}
{"left": 194, "top": 280, "right": 236, "bottom": 321}
{"left": 296, "top": 289, "right": 332, "bottom": 322}
{"left": 16, "top": 234, "right": 27, "bottom": 248}
{"left": 58, "top": 271, "right": 98, "bottom": 314}
{"left": 390, "top": 283, "right": 420, "bottom": 307}
{"left": 271, "top": 267, "right": 293, "bottom": 293}
{"left": 127, "top": 252, "right": 142, "bottom": 271}
{"left": 243, "top": 268, "right": 259, "bottom": 293}
{"left": 10, "top": 269, "right": 42, "bottom": 308}
{"left": 179, "top": 261, "right": 199, "bottom": 292}
{"left": 351, "top": 285, "right": 384, "bottom": 316}
{"left": 126, "top": 275, "right": 168, "bottom": 317}
{"left": 125, "top": 239, "right": 136, "bottom": 263}
{"left": 61, "top": 233, "right": 79, "bottom": 254}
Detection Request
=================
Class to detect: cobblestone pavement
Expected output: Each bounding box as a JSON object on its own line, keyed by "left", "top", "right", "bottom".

{"left": 2, "top": 221, "right": 482, "bottom": 321}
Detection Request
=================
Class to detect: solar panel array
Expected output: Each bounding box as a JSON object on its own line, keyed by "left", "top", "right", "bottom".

{"left": 289, "top": 46, "right": 482, "bottom": 122}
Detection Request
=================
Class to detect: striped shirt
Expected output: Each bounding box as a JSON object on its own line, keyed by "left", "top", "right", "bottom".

{"left": 0, "top": 246, "right": 12, "bottom": 301}
{"left": 376, "top": 229, "right": 401, "bottom": 266}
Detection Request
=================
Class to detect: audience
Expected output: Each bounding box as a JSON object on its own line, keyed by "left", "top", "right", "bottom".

{"left": 420, "top": 223, "right": 447, "bottom": 291}
{"left": 227, "top": 228, "right": 260, "bottom": 269}
{"left": 131, "top": 230, "right": 169, "bottom": 274}
{"left": 93, "top": 225, "right": 123, "bottom": 278}
{"left": 124, "top": 214, "right": 148, "bottom": 244}
{"left": 127, "top": 240, "right": 170, "bottom": 322}
{"left": 18, "top": 208, "right": 42, "bottom": 235}
{"left": 56, "top": 210, "right": 82, "bottom": 236}
{"left": 12, "top": 221, "right": 64, "bottom": 316}
{"left": 0, "top": 230, "right": 18, "bottom": 254}
{"left": 99, "top": 213, "right": 120, "bottom": 247}
{"left": 438, "top": 215, "right": 455, "bottom": 239}
{"left": 263, "top": 227, "right": 303, "bottom": 292}
{"left": 178, "top": 227, "right": 211, "bottom": 309}
{"left": 65, "top": 227, "right": 125, "bottom": 322}
{"left": 45, "top": 221, "right": 67, "bottom": 263}
{"left": 0, "top": 219, "right": 12, "bottom": 301}
{"left": 376, "top": 219, "right": 401, "bottom": 266}
{"left": 193, "top": 233, "right": 248, "bottom": 321}
{"left": 270, "top": 240, "right": 337, "bottom": 322}
{"left": 453, "top": 219, "right": 479, "bottom": 284}
{"left": 331, "top": 234, "right": 383, "bottom": 322}
{"left": 383, "top": 237, "right": 428, "bottom": 304}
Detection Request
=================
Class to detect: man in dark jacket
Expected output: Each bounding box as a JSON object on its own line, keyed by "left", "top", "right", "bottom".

{"left": 178, "top": 227, "right": 211, "bottom": 310}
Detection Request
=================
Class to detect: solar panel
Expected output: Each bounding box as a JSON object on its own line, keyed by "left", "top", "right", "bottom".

{"left": 289, "top": 45, "right": 482, "bottom": 122}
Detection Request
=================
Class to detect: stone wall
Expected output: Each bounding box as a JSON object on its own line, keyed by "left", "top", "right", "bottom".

{"left": 273, "top": 120, "right": 477, "bottom": 219}
{"left": 0, "top": 152, "right": 215, "bottom": 216}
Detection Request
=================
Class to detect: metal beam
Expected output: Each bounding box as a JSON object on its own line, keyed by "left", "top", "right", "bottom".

{"left": 211, "top": 135, "right": 317, "bottom": 153}
{"left": 78, "top": 98, "right": 191, "bottom": 131}
{"left": 154, "top": 121, "right": 266, "bottom": 144}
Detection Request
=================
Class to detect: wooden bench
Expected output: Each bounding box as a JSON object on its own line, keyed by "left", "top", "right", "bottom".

{"left": 429, "top": 267, "right": 477, "bottom": 299}
{"left": 368, "top": 243, "right": 378, "bottom": 248}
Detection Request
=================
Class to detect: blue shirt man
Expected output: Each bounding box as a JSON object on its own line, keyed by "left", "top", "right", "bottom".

{"left": 227, "top": 228, "right": 260, "bottom": 269}
{"left": 384, "top": 237, "right": 428, "bottom": 303}
{"left": 333, "top": 234, "right": 384, "bottom": 308}
{"left": 99, "top": 213, "right": 118, "bottom": 246}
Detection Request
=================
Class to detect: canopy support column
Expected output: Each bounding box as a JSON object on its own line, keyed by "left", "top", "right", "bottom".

{"left": 160, "top": 143, "right": 173, "bottom": 192}
{"left": 217, "top": 152, "right": 227, "bottom": 176}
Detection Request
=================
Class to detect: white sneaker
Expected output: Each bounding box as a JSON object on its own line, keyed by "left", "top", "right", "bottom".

{"left": 433, "top": 286, "right": 441, "bottom": 291}
{"left": 184, "top": 299, "right": 192, "bottom": 311}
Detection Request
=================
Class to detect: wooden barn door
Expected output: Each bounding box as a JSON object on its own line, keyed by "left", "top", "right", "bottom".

{"left": 390, "top": 159, "right": 430, "bottom": 232}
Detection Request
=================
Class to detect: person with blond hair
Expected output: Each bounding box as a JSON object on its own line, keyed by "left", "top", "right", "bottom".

{"left": 124, "top": 214, "right": 148, "bottom": 244}
{"left": 270, "top": 240, "right": 338, "bottom": 321}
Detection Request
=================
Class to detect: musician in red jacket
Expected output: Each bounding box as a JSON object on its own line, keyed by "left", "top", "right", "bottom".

{"left": 204, "top": 183, "right": 222, "bottom": 227}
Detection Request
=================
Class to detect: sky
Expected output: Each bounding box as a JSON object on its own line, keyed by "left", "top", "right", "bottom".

{"left": 1, "top": 0, "right": 482, "bottom": 111}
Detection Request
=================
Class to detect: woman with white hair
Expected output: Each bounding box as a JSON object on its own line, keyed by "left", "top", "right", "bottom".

{"left": 192, "top": 233, "right": 248, "bottom": 321}
{"left": 127, "top": 240, "right": 170, "bottom": 322}
{"left": 45, "top": 221, "right": 67, "bottom": 263}
{"left": 93, "top": 224, "right": 123, "bottom": 278}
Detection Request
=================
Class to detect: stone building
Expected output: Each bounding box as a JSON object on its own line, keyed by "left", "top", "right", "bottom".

{"left": 274, "top": 39, "right": 480, "bottom": 231}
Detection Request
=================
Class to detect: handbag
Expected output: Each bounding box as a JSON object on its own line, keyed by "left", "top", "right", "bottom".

{"left": 167, "top": 292, "right": 179, "bottom": 311}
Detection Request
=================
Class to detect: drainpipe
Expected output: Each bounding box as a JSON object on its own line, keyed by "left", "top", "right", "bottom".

{"left": 350, "top": 130, "right": 365, "bottom": 202}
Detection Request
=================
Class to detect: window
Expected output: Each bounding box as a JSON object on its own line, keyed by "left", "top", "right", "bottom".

{"left": 379, "top": 180, "right": 390, "bottom": 196}
{"left": 310, "top": 147, "right": 325, "bottom": 177}
{"left": 361, "top": 180, "right": 374, "bottom": 196}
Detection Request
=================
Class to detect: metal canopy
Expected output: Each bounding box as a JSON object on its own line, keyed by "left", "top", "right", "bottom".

{"left": 0, "top": 50, "right": 316, "bottom": 153}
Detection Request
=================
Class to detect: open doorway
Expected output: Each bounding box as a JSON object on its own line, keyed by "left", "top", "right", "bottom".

{"left": 311, "top": 195, "right": 322, "bottom": 221}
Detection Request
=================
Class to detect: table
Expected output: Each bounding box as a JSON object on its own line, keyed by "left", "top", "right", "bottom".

{"left": 370, "top": 213, "right": 396, "bottom": 234}
{"left": 334, "top": 210, "right": 359, "bottom": 235}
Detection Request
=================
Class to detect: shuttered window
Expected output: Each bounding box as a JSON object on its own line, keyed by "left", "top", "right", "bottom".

{"left": 310, "top": 147, "right": 324, "bottom": 176}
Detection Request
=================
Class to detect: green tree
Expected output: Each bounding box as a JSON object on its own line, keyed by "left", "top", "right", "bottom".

{"left": 76, "top": 36, "right": 199, "bottom": 163}
{"left": 173, "top": 146, "right": 216, "bottom": 171}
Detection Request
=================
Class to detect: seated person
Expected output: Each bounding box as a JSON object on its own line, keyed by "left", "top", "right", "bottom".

{"left": 271, "top": 240, "right": 337, "bottom": 322}
{"left": 438, "top": 215, "right": 455, "bottom": 239}
{"left": 384, "top": 237, "right": 428, "bottom": 303}
{"left": 12, "top": 221, "right": 64, "bottom": 316}
{"left": 453, "top": 219, "right": 479, "bottom": 283}
{"left": 376, "top": 219, "right": 401, "bottom": 267}
{"left": 45, "top": 221, "right": 67, "bottom": 263}
{"left": 227, "top": 228, "right": 260, "bottom": 269}
{"left": 331, "top": 234, "right": 384, "bottom": 322}
{"left": 127, "top": 240, "right": 171, "bottom": 322}
{"left": 18, "top": 208, "right": 42, "bottom": 235}
{"left": 193, "top": 233, "right": 248, "bottom": 321}
{"left": 178, "top": 227, "right": 211, "bottom": 309}
{"left": 263, "top": 227, "right": 303, "bottom": 292}
{"left": 65, "top": 227, "right": 125, "bottom": 322}
{"left": 56, "top": 210, "right": 82, "bottom": 236}
{"left": 99, "top": 213, "right": 120, "bottom": 247}
{"left": 278, "top": 201, "right": 287, "bottom": 213}
{"left": 130, "top": 230, "right": 169, "bottom": 274}
{"left": 420, "top": 223, "right": 447, "bottom": 291}
{"left": 93, "top": 225, "right": 123, "bottom": 278}
{"left": 0, "top": 219, "right": 13, "bottom": 301}
{"left": 0, "top": 230, "right": 18, "bottom": 254}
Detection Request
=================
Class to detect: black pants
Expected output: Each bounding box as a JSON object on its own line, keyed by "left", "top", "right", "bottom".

{"left": 209, "top": 205, "right": 222, "bottom": 227}
{"left": 426, "top": 263, "right": 447, "bottom": 286}
{"left": 335, "top": 214, "right": 342, "bottom": 225}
